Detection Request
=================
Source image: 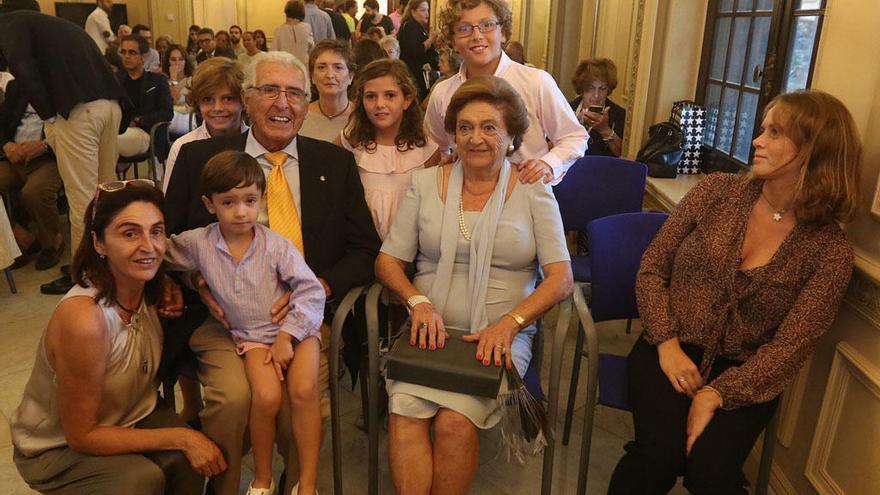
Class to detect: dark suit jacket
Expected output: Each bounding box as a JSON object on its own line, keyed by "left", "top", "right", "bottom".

{"left": 195, "top": 47, "right": 237, "bottom": 64}
{"left": 117, "top": 71, "right": 173, "bottom": 132}
{"left": 0, "top": 11, "right": 126, "bottom": 124}
{"left": 165, "top": 131, "right": 381, "bottom": 299}
{"left": 162, "top": 131, "right": 381, "bottom": 380}
{"left": 0, "top": 79, "right": 54, "bottom": 160}
{"left": 325, "top": 8, "right": 351, "bottom": 40}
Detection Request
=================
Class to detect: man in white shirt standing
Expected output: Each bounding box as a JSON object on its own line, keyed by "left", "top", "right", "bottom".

{"left": 424, "top": 0, "right": 587, "bottom": 185}
{"left": 84, "top": 0, "right": 114, "bottom": 54}
{"left": 303, "top": 0, "right": 335, "bottom": 42}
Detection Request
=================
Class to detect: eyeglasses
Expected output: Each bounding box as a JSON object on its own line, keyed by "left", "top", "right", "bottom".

{"left": 248, "top": 85, "right": 307, "bottom": 104}
{"left": 91, "top": 179, "right": 157, "bottom": 225}
{"left": 453, "top": 19, "right": 500, "bottom": 38}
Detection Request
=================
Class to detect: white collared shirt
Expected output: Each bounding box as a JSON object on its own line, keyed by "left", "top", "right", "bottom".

{"left": 245, "top": 131, "right": 302, "bottom": 226}
{"left": 162, "top": 121, "right": 249, "bottom": 192}
{"left": 85, "top": 7, "right": 113, "bottom": 53}
{"left": 424, "top": 52, "right": 587, "bottom": 185}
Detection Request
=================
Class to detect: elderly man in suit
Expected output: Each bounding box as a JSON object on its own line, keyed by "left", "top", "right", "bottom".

{"left": 164, "top": 50, "right": 380, "bottom": 495}
{"left": 0, "top": 2, "right": 126, "bottom": 294}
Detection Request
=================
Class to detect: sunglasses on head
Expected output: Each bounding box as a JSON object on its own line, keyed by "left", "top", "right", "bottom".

{"left": 91, "top": 179, "right": 157, "bottom": 225}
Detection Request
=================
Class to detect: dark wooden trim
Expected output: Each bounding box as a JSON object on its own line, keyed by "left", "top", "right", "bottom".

{"left": 696, "top": 0, "right": 719, "bottom": 104}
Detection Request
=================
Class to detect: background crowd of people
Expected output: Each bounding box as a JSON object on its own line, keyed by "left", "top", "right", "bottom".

{"left": 0, "top": 0, "right": 865, "bottom": 494}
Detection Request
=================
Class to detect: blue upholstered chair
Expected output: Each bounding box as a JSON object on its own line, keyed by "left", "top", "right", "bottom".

{"left": 554, "top": 156, "right": 648, "bottom": 446}
{"left": 568, "top": 211, "right": 667, "bottom": 494}
{"left": 552, "top": 155, "right": 648, "bottom": 284}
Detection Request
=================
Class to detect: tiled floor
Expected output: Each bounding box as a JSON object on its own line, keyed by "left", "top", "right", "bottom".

{"left": 0, "top": 253, "right": 689, "bottom": 494}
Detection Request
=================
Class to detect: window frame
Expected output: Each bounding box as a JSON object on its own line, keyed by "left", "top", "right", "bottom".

{"left": 695, "top": 0, "right": 826, "bottom": 171}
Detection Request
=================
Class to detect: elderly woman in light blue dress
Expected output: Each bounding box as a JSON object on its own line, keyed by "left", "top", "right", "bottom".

{"left": 376, "top": 75, "right": 574, "bottom": 494}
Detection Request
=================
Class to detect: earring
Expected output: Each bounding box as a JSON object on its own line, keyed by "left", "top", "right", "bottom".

{"left": 99, "top": 254, "right": 106, "bottom": 260}
{"left": 507, "top": 143, "right": 515, "bottom": 154}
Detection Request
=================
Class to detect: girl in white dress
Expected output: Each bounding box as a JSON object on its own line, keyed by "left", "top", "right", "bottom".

{"left": 335, "top": 59, "right": 440, "bottom": 239}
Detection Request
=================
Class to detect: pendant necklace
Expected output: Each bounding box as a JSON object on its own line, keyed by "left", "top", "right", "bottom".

{"left": 318, "top": 99, "right": 350, "bottom": 120}
{"left": 761, "top": 190, "right": 789, "bottom": 222}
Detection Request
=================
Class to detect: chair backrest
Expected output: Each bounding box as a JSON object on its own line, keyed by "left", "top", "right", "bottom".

{"left": 150, "top": 121, "right": 172, "bottom": 163}
{"left": 587, "top": 211, "right": 668, "bottom": 323}
{"left": 552, "top": 156, "right": 648, "bottom": 231}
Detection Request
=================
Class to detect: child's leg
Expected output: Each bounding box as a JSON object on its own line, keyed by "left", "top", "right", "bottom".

{"left": 177, "top": 376, "right": 203, "bottom": 424}
{"left": 286, "top": 336, "right": 321, "bottom": 494}
{"left": 244, "top": 348, "right": 283, "bottom": 489}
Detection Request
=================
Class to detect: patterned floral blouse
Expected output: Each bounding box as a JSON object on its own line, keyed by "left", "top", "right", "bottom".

{"left": 637, "top": 173, "right": 853, "bottom": 409}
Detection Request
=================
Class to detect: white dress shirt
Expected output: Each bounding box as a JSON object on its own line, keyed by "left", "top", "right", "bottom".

{"left": 84, "top": 7, "right": 114, "bottom": 53}
{"left": 162, "top": 121, "right": 249, "bottom": 192}
{"left": 245, "top": 131, "right": 302, "bottom": 226}
{"left": 424, "top": 52, "right": 587, "bottom": 185}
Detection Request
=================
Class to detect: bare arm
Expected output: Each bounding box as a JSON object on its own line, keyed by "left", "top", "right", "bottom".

{"left": 463, "top": 260, "right": 573, "bottom": 367}
{"left": 49, "top": 297, "right": 226, "bottom": 475}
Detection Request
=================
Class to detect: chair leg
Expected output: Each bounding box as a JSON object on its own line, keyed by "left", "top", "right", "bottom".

{"left": 625, "top": 318, "right": 633, "bottom": 334}
{"left": 329, "top": 286, "right": 366, "bottom": 495}
{"left": 5, "top": 268, "right": 16, "bottom": 294}
{"left": 574, "top": 288, "right": 600, "bottom": 495}
{"left": 364, "top": 283, "right": 382, "bottom": 495}
{"left": 562, "top": 323, "right": 585, "bottom": 445}
{"left": 755, "top": 408, "right": 780, "bottom": 495}
{"left": 541, "top": 297, "right": 572, "bottom": 495}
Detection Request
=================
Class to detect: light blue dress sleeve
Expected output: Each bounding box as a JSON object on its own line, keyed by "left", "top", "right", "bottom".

{"left": 528, "top": 181, "right": 571, "bottom": 266}
{"left": 379, "top": 167, "right": 428, "bottom": 263}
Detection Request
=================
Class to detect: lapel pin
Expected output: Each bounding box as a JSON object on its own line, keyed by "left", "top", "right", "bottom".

{"left": 319, "top": 175, "right": 326, "bottom": 182}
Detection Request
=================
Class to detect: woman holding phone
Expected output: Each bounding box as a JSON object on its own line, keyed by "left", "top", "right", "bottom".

{"left": 570, "top": 57, "right": 625, "bottom": 157}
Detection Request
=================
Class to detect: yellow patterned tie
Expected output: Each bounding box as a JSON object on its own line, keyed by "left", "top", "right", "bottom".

{"left": 264, "top": 151, "right": 304, "bottom": 254}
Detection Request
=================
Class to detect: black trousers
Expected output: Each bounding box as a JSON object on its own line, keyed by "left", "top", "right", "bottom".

{"left": 607, "top": 337, "right": 778, "bottom": 495}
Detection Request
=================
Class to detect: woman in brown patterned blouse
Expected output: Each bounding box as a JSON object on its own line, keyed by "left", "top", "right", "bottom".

{"left": 609, "top": 89, "right": 862, "bottom": 494}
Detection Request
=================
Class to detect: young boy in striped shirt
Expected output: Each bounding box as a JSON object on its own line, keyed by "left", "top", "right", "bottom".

{"left": 165, "top": 150, "right": 325, "bottom": 495}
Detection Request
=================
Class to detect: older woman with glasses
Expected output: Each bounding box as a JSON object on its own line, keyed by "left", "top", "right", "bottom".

{"left": 11, "top": 180, "right": 225, "bottom": 494}
{"left": 377, "top": 75, "right": 572, "bottom": 494}
{"left": 425, "top": 0, "right": 586, "bottom": 185}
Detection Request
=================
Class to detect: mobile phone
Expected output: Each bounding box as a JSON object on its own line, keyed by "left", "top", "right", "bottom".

{"left": 587, "top": 105, "right": 604, "bottom": 113}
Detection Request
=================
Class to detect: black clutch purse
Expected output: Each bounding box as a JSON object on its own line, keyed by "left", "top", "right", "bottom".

{"left": 387, "top": 328, "right": 504, "bottom": 398}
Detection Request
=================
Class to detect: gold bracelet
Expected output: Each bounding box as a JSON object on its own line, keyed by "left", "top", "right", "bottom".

{"left": 698, "top": 385, "right": 724, "bottom": 408}
{"left": 506, "top": 311, "right": 526, "bottom": 329}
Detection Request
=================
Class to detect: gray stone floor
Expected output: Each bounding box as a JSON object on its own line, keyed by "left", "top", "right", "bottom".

{"left": 0, "top": 251, "right": 689, "bottom": 494}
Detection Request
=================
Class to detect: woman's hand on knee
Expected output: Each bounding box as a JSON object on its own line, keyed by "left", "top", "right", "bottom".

{"left": 657, "top": 338, "right": 702, "bottom": 396}
{"left": 181, "top": 429, "right": 227, "bottom": 477}
{"left": 409, "top": 302, "right": 448, "bottom": 351}
{"left": 685, "top": 389, "right": 722, "bottom": 456}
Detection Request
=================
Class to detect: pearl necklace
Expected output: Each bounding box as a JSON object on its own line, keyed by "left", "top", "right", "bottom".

{"left": 761, "top": 190, "right": 789, "bottom": 222}
{"left": 458, "top": 197, "right": 472, "bottom": 241}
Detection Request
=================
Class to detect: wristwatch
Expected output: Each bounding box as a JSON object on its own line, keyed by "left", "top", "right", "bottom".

{"left": 506, "top": 311, "right": 526, "bottom": 329}
{"left": 602, "top": 130, "right": 617, "bottom": 143}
